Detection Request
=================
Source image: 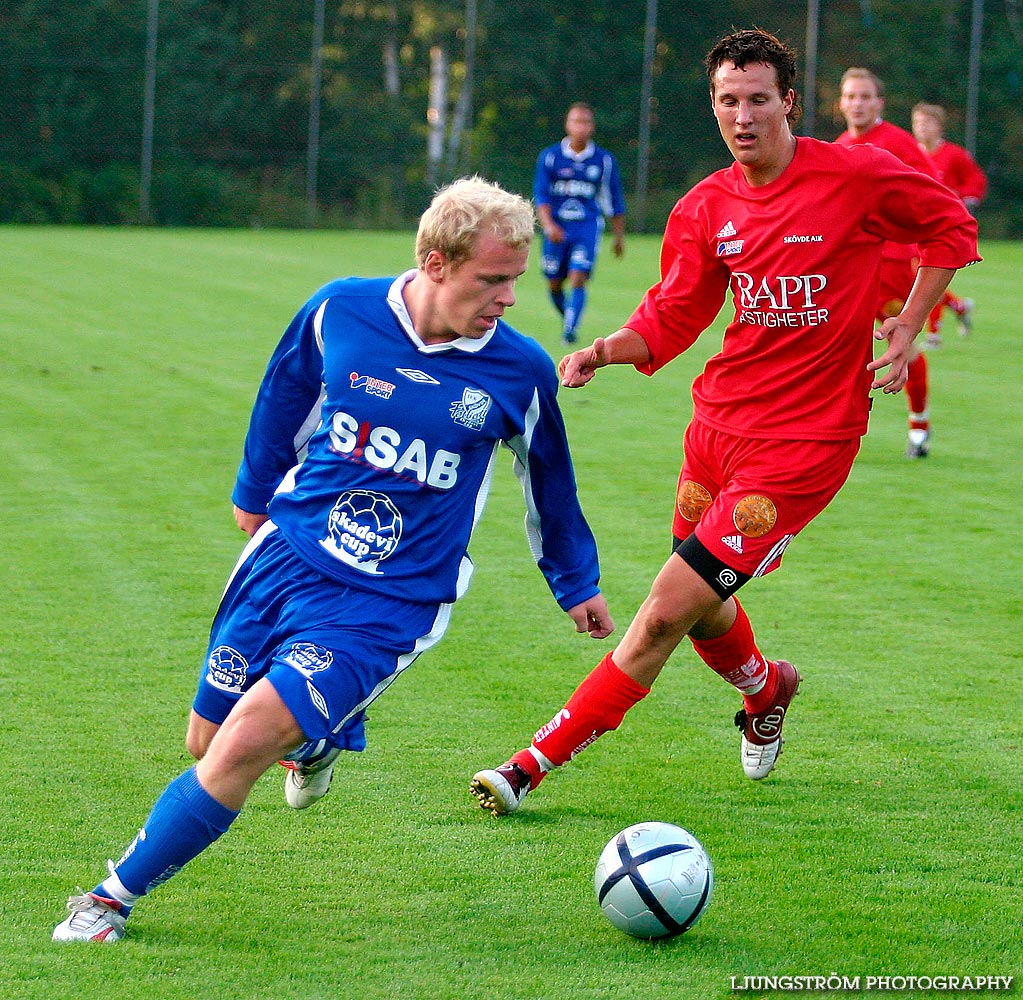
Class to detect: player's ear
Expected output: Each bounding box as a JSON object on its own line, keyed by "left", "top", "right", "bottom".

{"left": 423, "top": 248, "right": 447, "bottom": 282}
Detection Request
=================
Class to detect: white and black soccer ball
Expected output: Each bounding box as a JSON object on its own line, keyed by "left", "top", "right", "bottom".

{"left": 594, "top": 821, "right": 713, "bottom": 939}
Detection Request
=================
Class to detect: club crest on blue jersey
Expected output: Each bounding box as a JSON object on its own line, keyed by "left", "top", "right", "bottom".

{"left": 450, "top": 388, "right": 492, "bottom": 431}
{"left": 282, "top": 642, "right": 334, "bottom": 675}
{"left": 206, "top": 645, "right": 248, "bottom": 693}
{"left": 320, "top": 489, "right": 403, "bottom": 575}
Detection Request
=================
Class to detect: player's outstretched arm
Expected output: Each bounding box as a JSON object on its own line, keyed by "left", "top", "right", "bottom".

{"left": 868, "top": 265, "right": 956, "bottom": 393}
{"left": 566, "top": 593, "right": 615, "bottom": 639}
{"left": 558, "top": 328, "right": 651, "bottom": 388}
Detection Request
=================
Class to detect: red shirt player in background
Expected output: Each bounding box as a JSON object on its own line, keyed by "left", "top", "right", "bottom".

{"left": 470, "top": 28, "right": 979, "bottom": 817}
{"left": 913, "top": 101, "right": 988, "bottom": 347}
{"left": 836, "top": 67, "right": 939, "bottom": 459}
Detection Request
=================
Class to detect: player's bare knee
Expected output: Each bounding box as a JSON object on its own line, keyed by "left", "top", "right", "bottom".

{"left": 185, "top": 711, "right": 218, "bottom": 760}
{"left": 185, "top": 730, "right": 208, "bottom": 760}
{"left": 635, "top": 599, "right": 691, "bottom": 647}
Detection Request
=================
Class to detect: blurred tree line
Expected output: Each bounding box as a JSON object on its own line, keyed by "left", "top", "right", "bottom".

{"left": 1, "top": 0, "right": 1020, "bottom": 234}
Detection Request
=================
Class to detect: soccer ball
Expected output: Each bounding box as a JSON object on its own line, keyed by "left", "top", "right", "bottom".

{"left": 594, "top": 822, "right": 713, "bottom": 939}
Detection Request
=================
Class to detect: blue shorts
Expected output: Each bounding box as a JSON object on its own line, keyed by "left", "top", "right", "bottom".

{"left": 540, "top": 219, "right": 602, "bottom": 280}
{"left": 192, "top": 524, "right": 451, "bottom": 751}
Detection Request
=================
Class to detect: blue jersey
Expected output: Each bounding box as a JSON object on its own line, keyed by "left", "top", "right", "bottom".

{"left": 534, "top": 139, "right": 626, "bottom": 228}
{"left": 232, "top": 273, "right": 602, "bottom": 610}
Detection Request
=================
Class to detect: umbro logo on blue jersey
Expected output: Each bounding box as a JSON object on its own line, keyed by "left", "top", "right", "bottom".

{"left": 395, "top": 368, "right": 440, "bottom": 385}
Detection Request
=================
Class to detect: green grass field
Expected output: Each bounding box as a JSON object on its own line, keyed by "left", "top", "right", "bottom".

{"left": 1, "top": 226, "right": 1020, "bottom": 1000}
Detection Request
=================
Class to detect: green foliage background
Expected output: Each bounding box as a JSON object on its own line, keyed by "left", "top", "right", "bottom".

{"left": 2, "top": 0, "right": 1021, "bottom": 232}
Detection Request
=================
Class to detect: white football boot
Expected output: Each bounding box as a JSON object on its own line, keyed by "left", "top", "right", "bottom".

{"left": 734, "top": 659, "right": 801, "bottom": 780}
{"left": 281, "top": 758, "right": 336, "bottom": 809}
{"left": 470, "top": 761, "right": 533, "bottom": 815}
{"left": 52, "top": 891, "right": 128, "bottom": 942}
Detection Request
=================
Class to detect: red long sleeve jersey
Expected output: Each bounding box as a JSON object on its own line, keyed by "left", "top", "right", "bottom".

{"left": 627, "top": 137, "right": 979, "bottom": 441}
{"left": 835, "top": 119, "right": 936, "bottom": 175}
{"left": 836, "top": 119, "right": 936, "bottom": 263}
{"left": 927, "top": 140, "right": 988, "bottom": 203}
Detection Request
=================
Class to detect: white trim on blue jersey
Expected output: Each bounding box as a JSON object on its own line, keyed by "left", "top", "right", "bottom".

{"left": 328, "top": 598, "right": 454, "bottom": 743}
{"left": 232, "top": 274, "right": 602, "bottom": 611}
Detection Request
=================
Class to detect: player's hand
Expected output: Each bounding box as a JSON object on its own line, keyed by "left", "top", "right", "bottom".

{"left": 234, "top": 505, "right": 270, "bottom": 536}
{"left": 613, "top": 235, "right": 624, "bottom": 258}
{"left": 567, "top": 595, "right": 615, "bottom": 639}
{"left": 544, "top": 223, "right": 566, "bottom": 244}
{"left": 867, "top": 317, "right": 919, "bottom": 393}
{"left": 559, "top": 337, "right": 610, "bottom": 387}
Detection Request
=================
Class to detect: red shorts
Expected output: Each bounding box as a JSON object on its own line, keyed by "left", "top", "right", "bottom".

{"left": 875, "top": 256, "right": 919, "bottom": 322}
{"left": 672, "top": 419, "right": 861, "bottom": 579}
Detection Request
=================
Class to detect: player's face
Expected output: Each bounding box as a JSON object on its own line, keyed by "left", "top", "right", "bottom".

{"left": 912, "top": 111, "right": 942, "bottom": 148}
{"left": 565, "top": 108, "right": 595, "bottom": 146}
{"left": 711, "top": 62, "right": 795, "bottom": 184}
{"left": 427, "top": 233, "right": 529, "bottom": 342}
{"left": 839, "top": 78, "right": 883, "bottom": 133}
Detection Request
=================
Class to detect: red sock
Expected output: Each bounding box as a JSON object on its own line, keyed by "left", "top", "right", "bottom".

{"left": 689, "top": 598, "right": 774, "bottom": 712}
{"left": 906, "top": 353, "right": 929, "bottom": 429}
{"left": 520, "top": 652, "right": 649, "bottom": 787}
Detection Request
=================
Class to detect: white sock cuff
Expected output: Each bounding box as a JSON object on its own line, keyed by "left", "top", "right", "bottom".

{"left": 102, "top": 865, "right": 143, "bottom": 906}
{"left": 527, "top": 746, "right": 556, "bottom": 775}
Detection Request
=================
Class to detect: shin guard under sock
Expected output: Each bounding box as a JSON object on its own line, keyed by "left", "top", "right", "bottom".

{"left": 906, "top": 353, "right": 929, "bottom": 428}
{"left": 104, "top": 766, "right": 240, "bottom": 898}
{"left": 563, "top": 286, "right": 587, "bottom": 339}
{"left": 690, "top": 599, "right": 774, "bottom": 711}
{"left": 525, "top": 652, "right": 649, "bottom": 785}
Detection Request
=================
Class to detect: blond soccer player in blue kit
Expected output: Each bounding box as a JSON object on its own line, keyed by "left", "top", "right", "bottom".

{"left": 53, "top": 177, "right": 614, "bottom": 942}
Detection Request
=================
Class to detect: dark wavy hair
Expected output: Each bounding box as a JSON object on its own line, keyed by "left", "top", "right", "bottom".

{"left": 704, "top": 28, "right": 802, "bottom": 125}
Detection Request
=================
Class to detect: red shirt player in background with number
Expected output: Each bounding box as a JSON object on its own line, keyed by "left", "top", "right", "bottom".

{"left": 836, "top": 67, "right": 940, "bottom": 459}
{"left": 471, "top": 28, "right": 979, "bottom": 816}
{"left": 913, "top": 101, "right": 988, "bottom": 348}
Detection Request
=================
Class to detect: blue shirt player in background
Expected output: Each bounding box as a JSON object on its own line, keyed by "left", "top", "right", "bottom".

{"left": 53, "top": 176, "right": 615, "bottom": 942}
{"left": 534, "top": 102, "right": 626, "bottom": 344}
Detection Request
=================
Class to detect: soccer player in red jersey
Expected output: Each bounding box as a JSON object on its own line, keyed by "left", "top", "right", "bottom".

{"left": 471, "top": 28, "right": 979, "bottom": 815}
{"left": 912, "top": 102, "right": 987, "bottom": 345}
{"left": 836, "top": 68, "right": 939, "bottom": 458}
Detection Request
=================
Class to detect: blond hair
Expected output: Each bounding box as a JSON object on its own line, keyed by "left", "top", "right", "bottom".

{"left": 840, "top": 66, "right": 884, "bottom": 97}
{"left": 912, "top": 102, "right": 947, "bottom": 126}
{"left": 415, "top": 176, "right": 535, "bottom": 269}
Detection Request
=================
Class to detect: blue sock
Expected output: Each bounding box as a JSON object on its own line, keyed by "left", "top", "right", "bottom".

{"left": 564, "top": 287, "right": 586, "bottom": 339}
{"left": 551, "top": 289, "right": 566, "bottom": 315}
{"left": 100, "top": 766, "right": 239, "bottom": 899}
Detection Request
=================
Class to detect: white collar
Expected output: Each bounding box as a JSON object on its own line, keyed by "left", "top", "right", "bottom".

{"left": 561, "top": 137, "right": 595, "bottom": 161}
{"left": 387, "top": 270, "right": 496, "bottom": 354}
